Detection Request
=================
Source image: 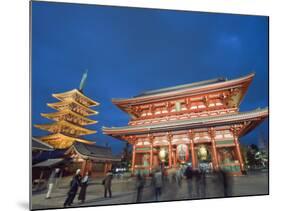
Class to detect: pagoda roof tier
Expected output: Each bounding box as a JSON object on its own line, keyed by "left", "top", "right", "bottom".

{"left": 65, "top": 142, "right": 121, "bottom": 162}
{"left": 47, "top": 100, "right": 98, "bottom": 116}
{"left": 53, "top": 89, "right": 99, "bottom": 107}
{"left": 38, "top": 133, "right": 95, "bottom": 149}
{"left": 103, "top": 107, "right": 268, "bottom": 138}
{"left": 41, "top": 109, "right": 98, "bottom": 126}
{"left": 34, "top": 120, "right": 97, "bottom": 136}
{"left": 112, "top": 73, "right": 255, "bottom": 113}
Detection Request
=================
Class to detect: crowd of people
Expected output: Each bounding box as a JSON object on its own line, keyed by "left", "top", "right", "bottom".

{"left": 63, "top": 169, "right": 113, "bottom": 207}
{"left": 43, "top": 164, "right": 232, "bottom": 207}
{"left": 134, "top": 164, "right": 232, "bottom": 203}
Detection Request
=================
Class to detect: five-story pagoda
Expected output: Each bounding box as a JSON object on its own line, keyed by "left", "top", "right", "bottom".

{"left": 34, "top": 71, "right": 99, "bottom": 149}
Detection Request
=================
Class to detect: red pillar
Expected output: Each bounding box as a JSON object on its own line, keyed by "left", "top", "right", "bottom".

{"left": 150, "top": 144, "right": 153, "bottom": 172}
{"left": 233, "top": 128, "right": 245, "bottom": 171}
{"left": 173, "top": 149, "right": 177, "bottom": 167}
{"left": 87, "top": 161, "right": 93, "bottom": 176}
{"left": 191, "top": 142, "right": 196, "bottom": 169}
{"left": 132, "top": 145, "right": 136, "bottom": 174}
{"left": 108, "top": 163, "right": 112, "bottom": 171}
{"left": 168, "top": 142, "right": 172, "bottom": 168}
{"left": 210, "top": 128, "right": 219, "bottom": 170}
{"left": 167, "top": 133, "right": 172, "bottom": 168}
{"left": 188, "top": 130, "right": 196, "bottom": 169}
{"left": 81, "top": 159, "right": 87, "bottom": 176}
{"left": 104, "top": 163, "right": 108, "bottom": 175}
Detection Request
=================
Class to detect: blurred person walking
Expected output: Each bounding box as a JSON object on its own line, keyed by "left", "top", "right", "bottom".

{"left": 152, "top": 168, "right": 163, "bottom": 201}
{"left": 136, "top": 173, "right": 145, "bottom": 203}
{"left": 194, "top": 168, "right": 201, "bottom": 198}
{"left": 78, "top": 172, "right": 89, "bottom": 203}
{"left": 63, "top": 169, "right": 82, "bottom": 207}
{"left": 220, "top": 169, "right": 233, "bottom": 197}
{"left": 46, "top": 168, "right": 60, "bottom": 199}
{"left": 103, "top": 171, "right": 113, "bottom": 198}
{"left": 200, "top": 167, "right": 207, "bottom": 198}
{"left": 175, "top": 167, "right": 183, "bottom": 187}
{"left": 185, "top": 165, "right": 193, "bottom": 198}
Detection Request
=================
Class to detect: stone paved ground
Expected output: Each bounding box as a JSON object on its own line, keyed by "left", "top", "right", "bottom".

{"left": 31, "top": 170, "right": 268, "bottom": 210}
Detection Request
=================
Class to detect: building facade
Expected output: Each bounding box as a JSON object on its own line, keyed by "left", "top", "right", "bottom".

{"left": 103, "top": 73, "right": 268, "bottom": 175}
{"left": 65, "top": 142, "right": 121, "bottom": 177}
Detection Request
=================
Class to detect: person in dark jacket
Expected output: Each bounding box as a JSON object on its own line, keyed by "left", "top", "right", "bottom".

{"left": 78, "top": 172, "right": 89, "bottom": 203}
{"left": 152, "top": 168, "right": 163, "bottom": 201}
{"left": 185, "top": 165, "right": 193, "bottom": 198}
{"left": 200, "top": 168, "right": 207, "bottom": 198}
{"left": 64, "top": 169, "right": 82, "bottom": 207}
{"left": 103, "top": 171, "right": 113, "bottom": 198}
{"left": 194, "top": 168, "right": 201, "bottom": 198}
{"left": 220, "top": 169, "right": 232, "bottom": 197}
{"left": 135, "top": 173, "right": 145, "bottom": 203}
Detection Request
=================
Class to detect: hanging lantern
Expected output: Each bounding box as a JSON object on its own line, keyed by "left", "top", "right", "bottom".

{"left": 177, "top": 144, "right": 188, "bottom": 162}
{"left": 159, "top": 148, "right": 167, "bottom": 162}
{"left": 142, "top": 154, "right": 149, "bottom": 167}
{"left": 197, "top": 145, "right": 208, "bottom": 161}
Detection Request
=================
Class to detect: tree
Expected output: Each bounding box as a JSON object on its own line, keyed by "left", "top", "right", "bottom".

{"left": 121, "top": 143, "right": 132, "bottom": 168}
{"left": 246, "top": 145, "right": 256, "bottom": 167}
{"left": 250, "top": 144, "right": 259, "bottom": 152}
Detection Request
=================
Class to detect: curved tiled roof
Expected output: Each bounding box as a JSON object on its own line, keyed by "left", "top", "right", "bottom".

{"left": 103, "top": 107, "right": 268, "bottom": 136}
{"left": 112, "top": 73, "right": 255, "bottom": 104}
{"left": 69, "top": 142, "right": 121, "bottom": 162}
{"left": 32, "top": 137, "right": 54, "bottom": 151}
{"left": 135, "top": 77, "right": 226, "bottom": 97}
{"left": 32, "top": 158, "right": 65, "bottom": 168}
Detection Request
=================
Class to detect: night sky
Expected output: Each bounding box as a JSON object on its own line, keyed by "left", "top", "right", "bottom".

{"left": 32, "top": 2, "right": 269, "bottom": 154}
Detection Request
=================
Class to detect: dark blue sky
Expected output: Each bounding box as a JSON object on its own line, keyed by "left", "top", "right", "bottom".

{"left": 32, "top": 2, "right": 269, "bottom": 154}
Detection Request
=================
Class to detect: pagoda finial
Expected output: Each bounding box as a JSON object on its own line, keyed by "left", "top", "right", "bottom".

{"left": 79, "top": 69, "right": 88, "bottom": 92}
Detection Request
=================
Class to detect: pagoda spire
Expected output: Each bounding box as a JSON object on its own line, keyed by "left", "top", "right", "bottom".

{"left": 79, "top": 69, "right": 88, "bottom": 92}
{"left": 34, "top": 81, "right": 99, "bottom": 149}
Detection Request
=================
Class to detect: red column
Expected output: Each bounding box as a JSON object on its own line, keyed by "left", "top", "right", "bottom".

{"left": 148, "top": 135, "right": 154, "bottom": 172}
{"left": 191, "top": 142, "right": 196, "bottom": 169}
{"left": 169, "top": 143, "right": 172, "bottom": 168}
{"left": 132, "top": 144, "right": 136, "bottom": 174}
{"left": 188, "top": 130, "right": 196, "bottom": 169}
{"left": 167, "top": 133, "right": 172, "bottom": 168}
{"left": 108, "top": 163, "right": 112, "bottom": 171}
{"left": 233, "top": 128, "right": 245, "bottom": 171}
{"left": 87, "top": 161, "right": 93, "bottom": 176}
{"left": 173, "top": 149, "right": 177, "bottom": 167}
{"left": 104, "top": 163, "right": 108, "bottom": 175}
{"left": 81, "top": 159, "right": 87, "bottom": 176}
{"left": 209, "top": 128, "right": 219, "bottom": 170}
{"left": 150, "top": 144, "right": 153, "bottom": 172}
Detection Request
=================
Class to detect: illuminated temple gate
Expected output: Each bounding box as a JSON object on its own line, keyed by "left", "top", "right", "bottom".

{"left": 103, "top": 73, "right": 268, "bottom": 176}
